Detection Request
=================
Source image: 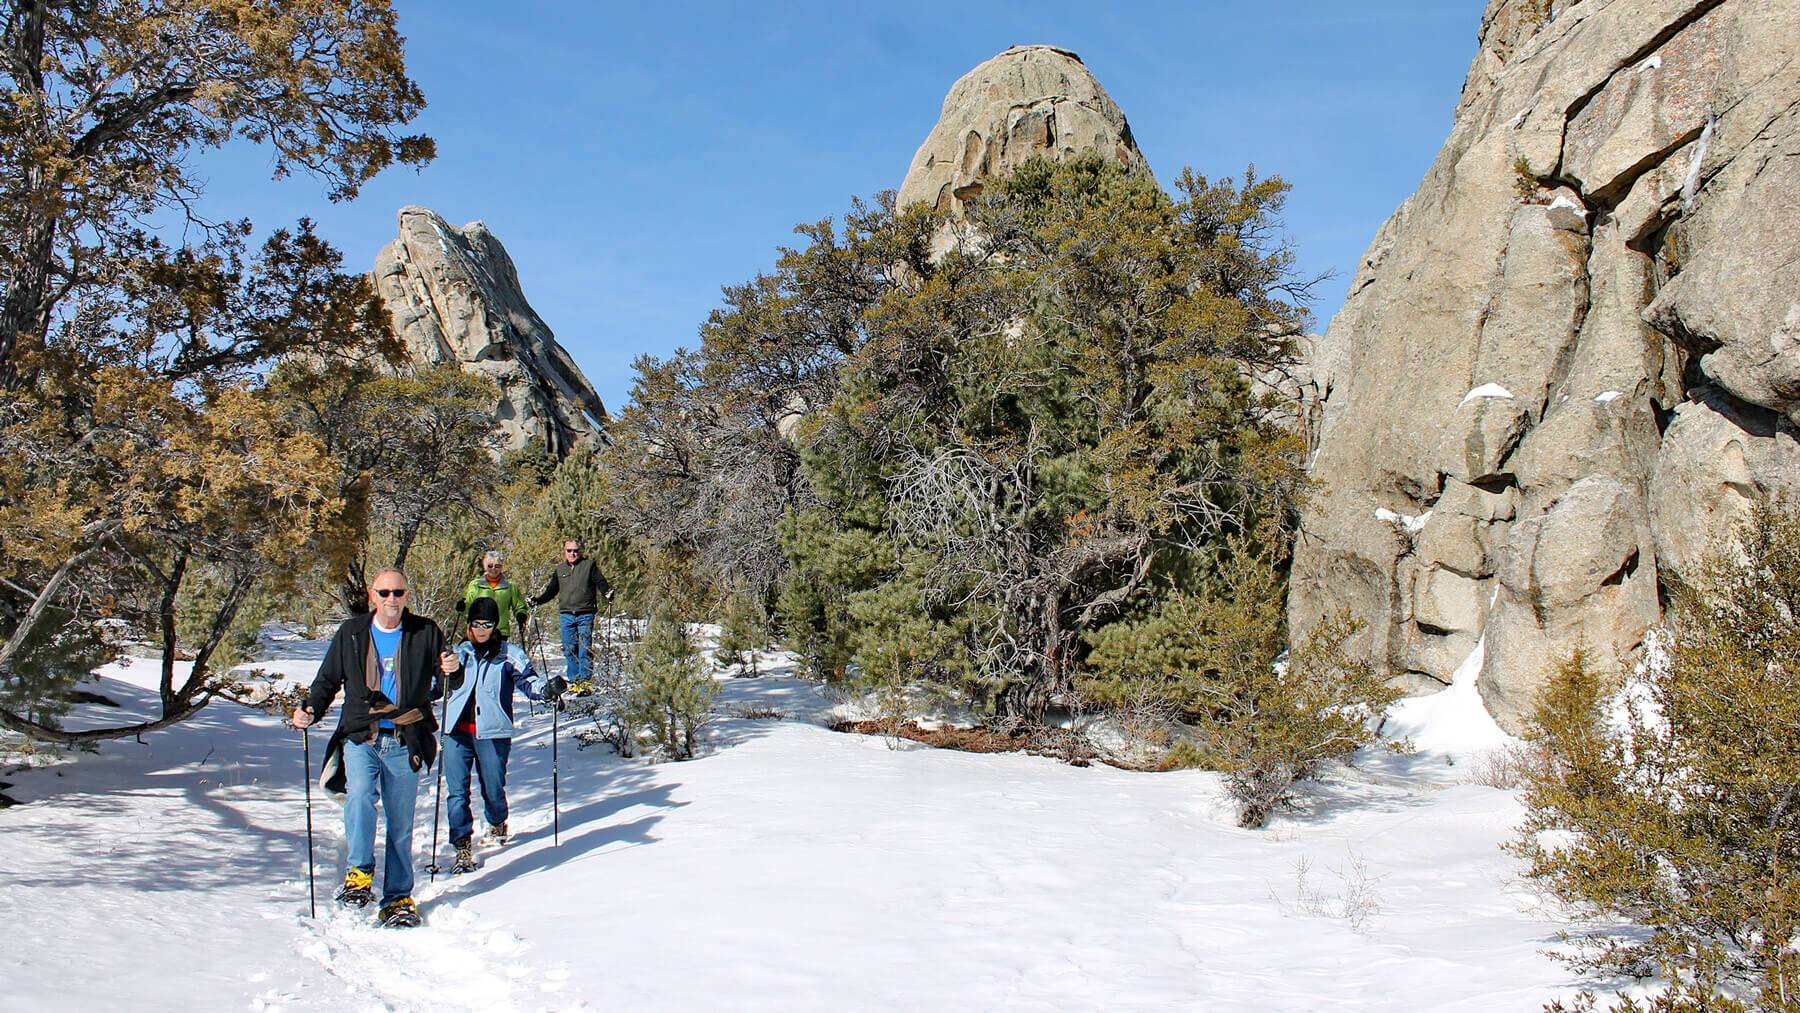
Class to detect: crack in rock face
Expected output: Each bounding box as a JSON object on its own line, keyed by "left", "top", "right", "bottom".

{"left": 1292, "top": 0, "right": 1800, "bottom": 733}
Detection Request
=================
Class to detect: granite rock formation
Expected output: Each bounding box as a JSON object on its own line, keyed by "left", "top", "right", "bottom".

{"left": 1293, "top": 0, "right": 1800, "bottom": 732}
{"left": 898, "top": 45, "right": 1150, "bottom": 214}
{"left": 372, "top": 206, "right": 607, "bottom": 455}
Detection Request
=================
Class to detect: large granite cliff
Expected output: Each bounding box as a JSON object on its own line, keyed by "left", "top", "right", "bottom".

{"left": 1293, "top": 0, "right": 1800, "bottom": 731}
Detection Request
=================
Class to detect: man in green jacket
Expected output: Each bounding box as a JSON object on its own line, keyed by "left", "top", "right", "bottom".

{"left": 457, "top": 551, "right": 529, "bottom": 639}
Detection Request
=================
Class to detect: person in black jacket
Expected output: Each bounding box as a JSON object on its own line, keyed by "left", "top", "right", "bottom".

{"left": 292, "top": 567, "right": 460, "bottom": 927}
{"left": 531, "top": 538, "right": 612, "bottom": 683}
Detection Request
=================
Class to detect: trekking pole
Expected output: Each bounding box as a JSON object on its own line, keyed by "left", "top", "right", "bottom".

{"left": 600, "top": 606, "right": 610, "bottom": 679}
{"left": 427, "top": 686, "right": 449, "bottom": 880}
{"left": 552, "top": 660, "right": 561, "bottom": 848}
{"left": 427, "top": 614, "right": 462, "bottom": 880}
{"left": 531, "top": 616, "right": 561, "bottom": 847}
{"left": 301, "top": 722, "right": 316, "bottom": 918}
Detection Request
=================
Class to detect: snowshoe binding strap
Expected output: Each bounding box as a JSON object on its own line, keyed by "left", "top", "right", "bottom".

{"left": 378, "top": 897, "right": 421, "bottom": 928}
{"left": 335, "top": 869, "right": 374, "bottom": 908}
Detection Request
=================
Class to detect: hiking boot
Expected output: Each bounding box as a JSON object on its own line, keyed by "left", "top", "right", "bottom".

{"left": 378, "top": 897, "right": 421, "bottom": 928}
{"left": 334, "top": 868, "right": 374, "bottom": 908}
{"left": 481, "top": 821, "right": 508, "bottom": 847}
{"left": 450, "top": 838, "right": 476, "bottom": 875}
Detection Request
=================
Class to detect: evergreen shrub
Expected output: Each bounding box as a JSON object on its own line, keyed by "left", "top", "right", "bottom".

{"left": 1086, "top": 537, "right": 1401, "bottom": 826}
{"left": 1516, "top": 497, "right": 1800, "bottom": 1012}
{"left": 626, "top": 613, "right": 717, "bottom": 760}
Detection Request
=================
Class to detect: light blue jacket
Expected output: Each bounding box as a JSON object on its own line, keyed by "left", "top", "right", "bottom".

{"left": 448, "top": 639, "right": 546, "bottom": 740}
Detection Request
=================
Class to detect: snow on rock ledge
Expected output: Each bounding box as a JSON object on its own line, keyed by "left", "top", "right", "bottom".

{"left": 1458, "top": 383, "right": 1516, "bottom": 407}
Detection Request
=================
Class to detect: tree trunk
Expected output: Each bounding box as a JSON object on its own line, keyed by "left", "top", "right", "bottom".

{"left": 0, "top": 3, "right": 54, "bottom": 387}
{"left": 340, "top": 556, "right": 369, "bottom": 614}
{"left": 180, "top": 573, "right": 256, "bottom": 704}
{"left": 393, "top": 520, "right": 421, "bottom": 570}
{"left": 0, "top": 217, "right": 57, "bottom": 388}
{"left": 0, "top": 697, "right": 211, "bottom": 745}
{"left": 156, "top": 552, "right": 190, "bottom": 712}
{"left": 992, "top": 587, "right": 1082, "bottom": 725}
{"left": 0, "top": 520, "right": 121, "bottom": 674}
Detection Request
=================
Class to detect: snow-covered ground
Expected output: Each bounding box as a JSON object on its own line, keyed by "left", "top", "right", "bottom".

{"left": 0, "top": 629, "right": 1600, "bottom": 1011}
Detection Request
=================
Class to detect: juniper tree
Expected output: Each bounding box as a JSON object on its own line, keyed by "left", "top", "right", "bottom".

{"left": 0, "top": 1, "right": 432, "bottom": 742}
{"left": 266, "top": 359, "right": 502, "bottom": 615}
{"left": 791, "top": 156, "right": 1313, "bottom": 720}
{"left": 0, "top": 227, "right": 381, "bottom": 743}
{"left": 610, "top": 155, "right": 1313, "bottom": 724}
{"left": 1516, "top": 496, "right": 1800, "bottom": 1012}
{"left": 0, "top": 0, "right": 431, "bottom": 383}
{"left": 1086, "top": 533, "right": 1398, "bottom": 826}
{"left": 598, "top": 198, "right": 934, "bottom": 606}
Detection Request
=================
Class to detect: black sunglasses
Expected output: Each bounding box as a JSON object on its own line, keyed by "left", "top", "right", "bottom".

{"left": 469, "top": 620, "right": 496, "bottom": 630}
{"left": 373, "top": 588, "right": 408, "bottom": 598}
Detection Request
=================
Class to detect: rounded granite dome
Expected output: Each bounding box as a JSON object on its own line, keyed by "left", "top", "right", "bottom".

{"left": 897, "top": 44, "right": 1151, "bottom": 214}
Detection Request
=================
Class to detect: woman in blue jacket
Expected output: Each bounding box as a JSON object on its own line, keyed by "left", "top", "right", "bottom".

{"left": 444, "top": 597, "right": 565, "bottom": 872}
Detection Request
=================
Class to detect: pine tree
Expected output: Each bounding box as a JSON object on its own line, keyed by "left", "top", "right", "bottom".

{"left": 626, "top": 613, "right": 717, "bottom": 760}
{"left": 714, "top": 594, "right": 763, "bottom": 675}
{"left": 0, "top": 606, "right": 119, "bottom": 736}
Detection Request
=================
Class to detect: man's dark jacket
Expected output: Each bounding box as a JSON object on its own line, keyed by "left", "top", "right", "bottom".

{"left": 305, "top": 610, "right": 444, "bottom": 774}
{"left": 532, "top": 556, "right": 611, "bottom": 615}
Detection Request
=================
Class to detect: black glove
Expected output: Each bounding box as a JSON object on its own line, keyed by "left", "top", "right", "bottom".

{"left": 454, "top": 598, "right": 466, "bottom": 614}
{"left": 546, "top": 676, "right": 568, "bottom": 698}
{"left": 514, "top": 611, "right": 528, "bottom": 631}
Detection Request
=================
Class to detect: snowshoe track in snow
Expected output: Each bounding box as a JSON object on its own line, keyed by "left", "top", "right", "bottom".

{"left": 300, "top": 889, "right": 584, "bottom": 1012}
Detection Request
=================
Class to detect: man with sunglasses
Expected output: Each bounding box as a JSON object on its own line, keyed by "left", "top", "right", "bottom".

{"left": 531, "top": 538, "right": 613, "bottom": 685}
{"left": 292, "top": 567, "right": 459, "bottom": 928}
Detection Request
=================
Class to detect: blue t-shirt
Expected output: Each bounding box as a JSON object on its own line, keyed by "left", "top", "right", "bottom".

{"left": 371, "top": 622, "right": 403, "bottom": 730}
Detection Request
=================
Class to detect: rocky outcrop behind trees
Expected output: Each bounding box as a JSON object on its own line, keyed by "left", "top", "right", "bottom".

{"left": 371, "top": 206, "right": 607, "bottom": 455}
{"left": 898, "top": 45, "right": 1151, "bottom": 214}
{"left": 1293, "top": 0, "right": 1800, "bottom": 732}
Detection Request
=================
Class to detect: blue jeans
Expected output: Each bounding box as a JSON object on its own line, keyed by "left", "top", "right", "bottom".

{"left": 443, "top": 730, "right": 512, "bottom": 845}
{"left": 560, "top": 611, "right": 594, "bottom": 681}
{"left": 343, "top": 732, "right": 420, "bottom": 906}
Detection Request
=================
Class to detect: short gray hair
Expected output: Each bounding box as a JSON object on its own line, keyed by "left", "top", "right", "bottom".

{"left": 369, "top": 566, "right": 408, "bottom": 587}
{"left": 483, "top": 550, "right": 504, "bottom": 565}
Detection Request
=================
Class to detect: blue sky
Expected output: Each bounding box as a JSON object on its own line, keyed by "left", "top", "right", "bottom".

{"left": 202, "top": 2, "right": 1482, "bottom": 413}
